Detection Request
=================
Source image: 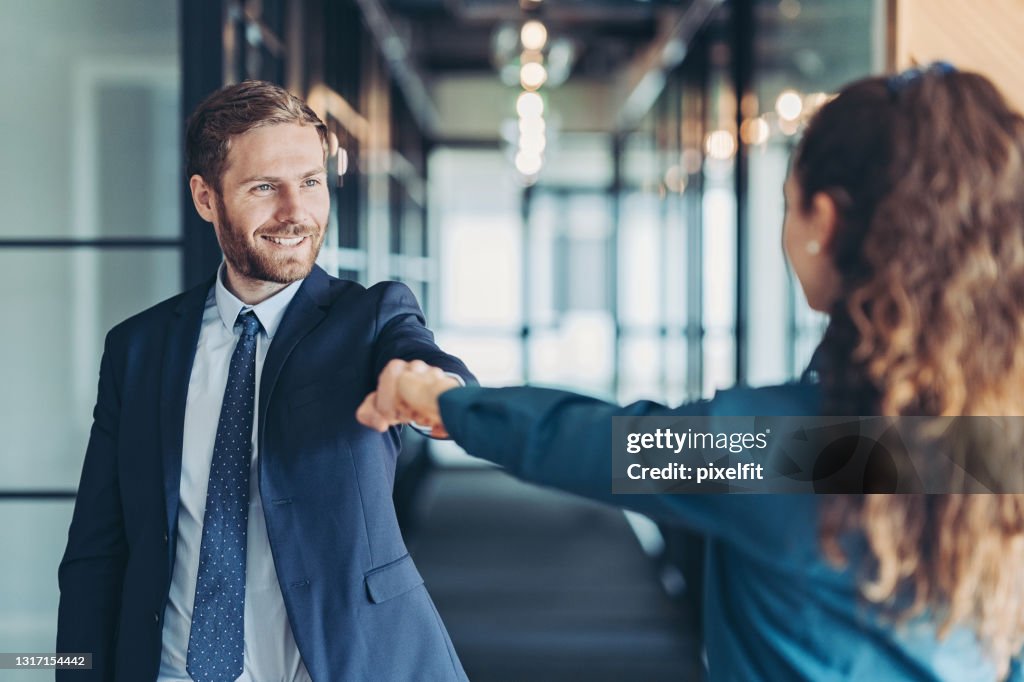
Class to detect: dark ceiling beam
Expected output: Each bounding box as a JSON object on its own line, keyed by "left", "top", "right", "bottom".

{"left": 452, "top": 5, "right": 663, "bottom": 23}
{"left": 410, "top": 22, "right": 659, "bottom": 75}
{"left": 614, "top": 0, "right": 722, "bottom": 131}
{"left": 354, "top": 0, "right": 441, "bottom": 135}
{"left": 393, "top": 0, "right": 673, "bottom": 23}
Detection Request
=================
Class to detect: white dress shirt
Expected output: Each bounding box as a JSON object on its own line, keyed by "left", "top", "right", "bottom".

{"left": 158, "top": 264, "right": 312, "bottom": 682}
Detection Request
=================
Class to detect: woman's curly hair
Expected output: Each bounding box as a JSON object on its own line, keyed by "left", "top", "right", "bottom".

{"left": 792, "top": 69, "right": 1024, "bottom": 677}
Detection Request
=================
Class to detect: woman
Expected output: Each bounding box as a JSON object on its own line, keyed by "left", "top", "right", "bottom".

{"left": 358, "top": 65, "right": 1024, "bottom": 680}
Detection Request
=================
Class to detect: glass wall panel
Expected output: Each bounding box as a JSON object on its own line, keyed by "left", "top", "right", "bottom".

{"left": 561, "top": 194, "right": 612, "bottom": 314}
{"left": 432, "top": 148, "right": 524, "bottom": 391}
{"left": 432, "top": 332, "right": 524, "bottom": 388}
{"left": 619, "top": 195, "right": 662, "bottom": 328}
{"left": 441, "top": 215, "right": 521, "bottom": 329}
{"left": 527, "top": 314, "right": 615, "bottom": 397}
{"left": 616, "top": 1, "right": 880, "bottom": 396}
{"left": 663, "top": 192, "right": 688, "bottom": 330}
{"left": 664, "top": 333, "right": 689, "bottom": 405}
{"left": 745, "top": 0, "right": 876, "bottom": 381}
{"left": 524, "top": 190, "right": 615, "bottom": 395}
{"left": 0, "top": 2, "right": 183, "bottom": 662}
{"left": 0, "top": 501, "right": 75, "bottom": 653}
{"left": 699, "top": 19, "right": 739, "bottom": 397}
{"left": 619, "top": 333, "right": 662, "bottom": 404}
{"left": 526, "top": 193, "right": 558, "bottom": 328}
{"left": 701, "top": 183, "right": 737, "bottom": 394}
{"left": 745, "top": 143, "right": 792, "bottom": 385}
{"left": 1, "top": 249, "right": 182, "bottom": 489}
{"left": 703, "top": 329, "right": 736, "bottom": 398}
{"left": 0, "top": 0, "right": 181, "bottom": 238}
{"left": 541, "top": 133, "right": 614, "bottom": 188}
{"left": 433, "top": 149, "right": 522, "bottom": 333}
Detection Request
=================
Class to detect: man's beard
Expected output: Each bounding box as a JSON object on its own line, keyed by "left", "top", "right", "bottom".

{"left": 215, "top": 195, "right": 325, "bottom": 284}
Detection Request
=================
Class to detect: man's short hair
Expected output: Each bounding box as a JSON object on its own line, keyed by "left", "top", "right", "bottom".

{"left": 185, "top": 80, "right": 328, "bottom": 191}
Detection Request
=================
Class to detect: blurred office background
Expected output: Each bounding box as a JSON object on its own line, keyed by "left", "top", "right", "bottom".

{"left": 2, "top": 0, "right": 1017, "bottom": 679}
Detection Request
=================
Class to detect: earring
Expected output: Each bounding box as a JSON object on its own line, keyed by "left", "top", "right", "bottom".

{"left": 805, "top": 240, "right": 821, "bottom": 255}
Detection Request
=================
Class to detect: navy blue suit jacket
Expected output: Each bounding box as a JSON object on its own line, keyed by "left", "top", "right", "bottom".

{"left": 57, "top": 265, "right": 474, "bottom": 682}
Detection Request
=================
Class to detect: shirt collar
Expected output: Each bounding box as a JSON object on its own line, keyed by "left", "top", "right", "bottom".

{"left": 214, "top": 262, "right": 305, "bottom": 339}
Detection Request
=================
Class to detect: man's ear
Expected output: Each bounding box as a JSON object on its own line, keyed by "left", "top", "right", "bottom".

{"left": 189, "top": 174, "right": 217, "bottom": 224}
{"left": 811, "top": 190, "right": 839, "bottom": 252}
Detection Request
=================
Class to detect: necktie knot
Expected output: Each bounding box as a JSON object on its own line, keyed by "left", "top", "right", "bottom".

{"left": 237, "top": 311, "right": 261, "bottom": 339}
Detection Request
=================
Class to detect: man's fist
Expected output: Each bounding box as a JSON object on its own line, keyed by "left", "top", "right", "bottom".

{"left": 356, "top": 359, "right": 459, "bottom": 438}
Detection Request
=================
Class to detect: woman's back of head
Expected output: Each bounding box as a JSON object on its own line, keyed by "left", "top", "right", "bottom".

{"left": 794, "top": 66, "right": 1024, "bottom": 416}
{"left": 790, "top": 66, "right": 1024, "bottom": 678}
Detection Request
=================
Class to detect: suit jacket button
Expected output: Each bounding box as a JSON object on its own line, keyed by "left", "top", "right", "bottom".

{"left": 153, "top": 611, "right": 160, "bottom": 623}
{"left": 163, "top": 532, "right": 168, "bottom": 543}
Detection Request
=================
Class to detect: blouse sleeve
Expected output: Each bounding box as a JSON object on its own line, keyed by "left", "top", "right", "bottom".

{"left": 437, "top": 385, "right": 819, "bottom": 559}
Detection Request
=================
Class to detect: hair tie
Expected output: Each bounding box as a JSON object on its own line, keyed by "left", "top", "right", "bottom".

{"left": 887, "top": 61, "right": 957, "bottom": 97}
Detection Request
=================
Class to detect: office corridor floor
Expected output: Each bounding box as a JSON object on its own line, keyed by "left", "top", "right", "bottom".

{"left": 408, "top": 467, "right": 703, "bottom": 682}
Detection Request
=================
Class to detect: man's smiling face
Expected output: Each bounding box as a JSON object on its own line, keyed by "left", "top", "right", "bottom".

{"left": 209, "top": 122, "right": 329, "bottom": 288}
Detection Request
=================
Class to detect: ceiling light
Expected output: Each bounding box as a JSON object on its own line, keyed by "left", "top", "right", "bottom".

{"left": 521, "top": 20, "right": 548, "bottom": 51}
{"left": 705, "top": 130, "right": 736, "bottom": 160}
{"left": 739, "top": 117, "right": 770, "bottom": 146}
{"left": 775, "top": 90, "right": 803, "bottom": 121}
{"left": 519, "top": 116, "right": 546, "bottom": 135}
{"left": 520, "top": 62, "right": 548, "bottom": 90}
{"left": 516, "top": 91, "right": 544, "bottom": 118}
{"left": 519, "top": 131, "right": 546, "bottom": 155}
{"left": 515, "top": 151, "right": 543, "bottom": 176}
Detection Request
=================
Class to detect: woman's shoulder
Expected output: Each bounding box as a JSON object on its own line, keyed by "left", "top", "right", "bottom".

{"left": 709, "top": 382, "right": 821, "bottom": 416}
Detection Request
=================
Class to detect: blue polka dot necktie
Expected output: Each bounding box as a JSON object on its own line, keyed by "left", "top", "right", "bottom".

{"left": 187, "top": 311, "right": 261, "bottom": 682}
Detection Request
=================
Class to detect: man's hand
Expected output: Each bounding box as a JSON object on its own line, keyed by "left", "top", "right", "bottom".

{"left": 356, "top": 359, "right": 460, "bottom": 438}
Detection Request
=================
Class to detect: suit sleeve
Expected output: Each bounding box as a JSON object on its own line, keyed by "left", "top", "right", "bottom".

{"left": 436, "top": 385, "right": 817, "bottom": 554}
{"left": 57, "top": 331, "right": 128, "bottom": 681}
{"left": 369, "top": 281, "right": 476, "bottom": 386}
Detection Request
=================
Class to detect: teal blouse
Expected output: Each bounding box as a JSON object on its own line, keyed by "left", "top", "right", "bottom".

{"left": 438, "top": 382, "right": 1022, "bottom": 681}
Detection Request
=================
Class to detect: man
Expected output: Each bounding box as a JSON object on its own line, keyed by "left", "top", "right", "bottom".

{"left": 57, "top": 80, "right": 473, "bottom": 682}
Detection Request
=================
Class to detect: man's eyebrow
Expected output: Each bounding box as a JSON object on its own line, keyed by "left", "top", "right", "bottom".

{"left": 240, "top": 167, "right": 327, "bottom": 184}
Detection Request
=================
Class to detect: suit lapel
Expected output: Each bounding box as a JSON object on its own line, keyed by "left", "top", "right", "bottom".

{"left": 158, "top": 266, "right": 331, "bottom": 572}
{"left": 160, "top": 276, "right": 214, "bottom": 568}
{"left": 258, "top": 265, "right": 332, "bottom": 448}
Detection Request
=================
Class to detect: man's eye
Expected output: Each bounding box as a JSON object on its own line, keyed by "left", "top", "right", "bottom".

{"left": 303, "top": 178, "right": 321, "bottom": 187}
{"left": 254, "top": 183, "right": 273, "bottom": 192}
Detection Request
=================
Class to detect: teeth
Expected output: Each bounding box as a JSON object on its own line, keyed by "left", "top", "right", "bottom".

{"left": 265, "top": 236, "right": 304, "bottom": 246}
